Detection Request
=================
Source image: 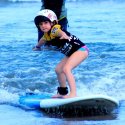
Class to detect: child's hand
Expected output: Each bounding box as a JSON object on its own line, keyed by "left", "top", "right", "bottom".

{"left": 32, "top": 46, "right": 41, "bottom": 51}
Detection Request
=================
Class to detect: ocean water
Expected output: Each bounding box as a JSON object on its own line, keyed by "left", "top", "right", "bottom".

{"left": 0, "top": 0, "right": 125, "bottom": 125}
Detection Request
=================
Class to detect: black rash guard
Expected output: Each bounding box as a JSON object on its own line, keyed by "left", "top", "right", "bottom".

{"left": 42, "top": 24, "right": 85, "bottom": 57}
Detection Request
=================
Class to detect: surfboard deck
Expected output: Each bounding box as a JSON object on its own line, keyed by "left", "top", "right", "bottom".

{"left": 19, "top": 94, "right": 119, "bottom": 116}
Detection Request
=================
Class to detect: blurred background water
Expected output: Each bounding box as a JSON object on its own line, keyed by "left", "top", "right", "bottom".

{"left": 0, "top": 0, "right": 125, "bottom": 125}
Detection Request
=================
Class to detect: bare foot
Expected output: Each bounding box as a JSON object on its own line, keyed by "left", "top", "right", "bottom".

{"left": 62, "top": 93, "right": 77, "bottom": 99}
{"left": 52, "top": 94, "right": 63, "bottom": 98}
{"left": 52, "top": 93, "right": 77, "bottom": 99}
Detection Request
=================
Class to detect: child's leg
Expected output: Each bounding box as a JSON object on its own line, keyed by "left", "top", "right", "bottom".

{"left": 62, "top": 50, "right": 88, "bottom": 98}
{"left": 55, "top": 57, "right": 68, "bottom": 87}
{"left": 52, "top": 57, "right": 68, "bottom": 98}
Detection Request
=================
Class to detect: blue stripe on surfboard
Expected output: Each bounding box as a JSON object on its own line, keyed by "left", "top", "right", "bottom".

{"left": 19, "top": 94, "right": 51, "bottom": 108}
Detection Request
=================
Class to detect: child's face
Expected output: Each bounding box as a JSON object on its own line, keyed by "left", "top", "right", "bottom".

{"left": 39, "top": 21, "right": 52, "bottom": 33}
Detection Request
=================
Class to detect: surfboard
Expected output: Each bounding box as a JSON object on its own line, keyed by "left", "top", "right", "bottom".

{"left": 19, "top": 94, "right": 119, "bottom": 116}
{"left": 19, "top": 94, "right": 51, "bottom": 108}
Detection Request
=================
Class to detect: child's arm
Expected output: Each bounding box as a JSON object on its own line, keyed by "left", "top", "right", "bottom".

{"left": 32, "top": 38, "right": 46, "bottom": 51}
{"left": 58, "top": 30, "right": 70, "bottom": 40}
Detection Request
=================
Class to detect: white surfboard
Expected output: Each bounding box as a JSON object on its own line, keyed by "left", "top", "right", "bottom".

{"left": 40, "top": 95, "right": 118, "bottom": 108}
{"left": 19, "top": 94, "right": 119, "bottom": 116}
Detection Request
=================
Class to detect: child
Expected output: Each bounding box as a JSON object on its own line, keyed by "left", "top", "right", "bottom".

{"left": 38, "top": 0, "right": 68, "bottom": 43}
{"left": 33, "top": 9, "right": 89, "bottom": 98}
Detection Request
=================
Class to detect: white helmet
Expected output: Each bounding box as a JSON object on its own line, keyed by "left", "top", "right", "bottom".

{"left": 34, "top": 9, "right": 57, "bottom": 26}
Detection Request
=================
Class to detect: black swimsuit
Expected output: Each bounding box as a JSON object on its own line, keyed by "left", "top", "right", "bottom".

{"left": 48, "top": 30, "right": 85, "bottom": 57}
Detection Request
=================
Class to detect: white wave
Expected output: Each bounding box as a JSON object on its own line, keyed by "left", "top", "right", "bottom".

{"left": 0, "top": 89, "right": 19, "bottom": 105}
{"left": 8, "top": 0, "right": 53, "bottom": 1}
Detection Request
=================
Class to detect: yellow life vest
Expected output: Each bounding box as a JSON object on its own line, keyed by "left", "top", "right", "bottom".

{"left": 42, "top": 24, "right": 61, "bottom": 41}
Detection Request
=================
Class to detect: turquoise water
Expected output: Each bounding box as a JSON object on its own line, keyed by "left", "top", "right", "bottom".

{"left": 0, "top": 0, "right": 125, "bottom": 125}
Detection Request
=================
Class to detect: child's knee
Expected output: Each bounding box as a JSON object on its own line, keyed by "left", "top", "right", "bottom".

{"left": 55, "top": 66, "right": 62, "bottom": 74}
{"left": 62, "top": 65, "right": 70, "bottom": 74}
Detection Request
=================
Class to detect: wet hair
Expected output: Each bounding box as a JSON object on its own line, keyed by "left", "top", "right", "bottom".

{"left": 34, "top": 15, "right": 58, "bottom": 30}
{"left": 42, "top": 0, "right": 64, "bottom": 19}
{"left": 34, "top": 15, "right": 51, "bottom": 27}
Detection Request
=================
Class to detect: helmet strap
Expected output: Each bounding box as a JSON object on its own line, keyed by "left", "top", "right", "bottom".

{"left": 53, "top": 20, "right": 58, "bottom": 25}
